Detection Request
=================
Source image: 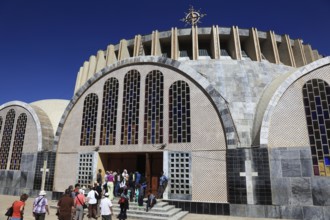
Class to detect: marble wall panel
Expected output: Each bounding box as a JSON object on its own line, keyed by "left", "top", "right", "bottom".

{"left": 20, "top": 171, "right": 27, "bottom": 188}
{"left": 312, "top": 177, "right": 330, "bottom": 206}
{"left": 12, "top": 171, "right": 21, "bottom": 188}
{"left": 6, "top": 171, "right": 13, "bottom": 186}
{"left": 264, "top": 205, "right": 281, "bottom": 218}
{"left": 323, "top": 206, "right": 330, "bottom": 219}
{"left": 271, "top": 178, "right": 290, "bottom": 205}
{"left": 290, "top": 178, "right": 312, "bottom": 205}
{"left": 230, "top": 204, "right": 247, "bottom": 216}
{"left": 269, "top": 159, "right": 282, "bottom": 178}
{"left": 303, "top": 206, "right": 324, "bottom": 220}
{"left": 281, "top": 159, "right": 301, "bottom": 177}
{"left": 280, "top": 205, "right": 303, "bottom": 219}
{"left": 0, "top": 170, "right": 5, "bottom": 187}
{"left": 27, "top": 171, "right": 35, "bottom": 189}
{"left": 246, "top": 205, "right": 265, "bottom": 218}
{"left": 301, "top": 159, "right": 313, "bottom": 177}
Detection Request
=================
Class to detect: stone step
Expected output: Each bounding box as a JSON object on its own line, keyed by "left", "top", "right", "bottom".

{"left": 50, "top": 199, "right": 188, "bottom": 220}
{"left": 169, "top": 211, "right": 189, "bottom": 220}
{"left": 112, "top": 209, "right": 188, "bottom": 220}
{"left": 113, "top": 207, "right": 181, "bottom": 218}
{"left": 112, "top": 199, "right": 169, "bottom": 208}
{"left": 113, "top": 204, "right": 175, "bottom": 212}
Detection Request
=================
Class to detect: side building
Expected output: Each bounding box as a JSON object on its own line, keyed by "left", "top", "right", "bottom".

{"left": 0, "top": 100, "right": 68, "bottom": 196}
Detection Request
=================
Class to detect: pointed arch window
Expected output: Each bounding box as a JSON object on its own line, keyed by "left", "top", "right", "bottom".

{"left": 169, "top": 81, "right": 191, "bottom": 143}
{"left": 144, "top": 70, "right": 164, "bottom": 144}
{"left": 100, "top": 78, "right": 119, "bottom": 145}
{"left": 0, "top": 109, "right": 16, "bottom": 169}
{"left": 10, "top": 113, "right": 27, "bottom": 170}
{"left": 303, "top": 79, "right": 330, "bottom": 176}
{"left": 80, "top": 93, "right": 98, "bottom": 146}
{"left": 121, "top": 70, "right": 140, "bottom": 145}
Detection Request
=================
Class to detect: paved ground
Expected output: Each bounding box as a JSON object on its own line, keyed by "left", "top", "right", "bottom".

{"left": 0, "top": 195, "right": 283, "bottom": 220}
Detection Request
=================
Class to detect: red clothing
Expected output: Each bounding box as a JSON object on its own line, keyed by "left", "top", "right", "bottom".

{"left": 74, "top": 194, "right": 85, "bottom": 206}
{"left": 12, "top": 200, "right": 25, "bottom": 218}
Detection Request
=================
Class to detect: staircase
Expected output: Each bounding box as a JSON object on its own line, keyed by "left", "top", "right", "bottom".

{"left": 112, "top": 199, "right": 188, "bottom": 220}
{"left": 50, "top": 199, "right": 188, "bottom": 220}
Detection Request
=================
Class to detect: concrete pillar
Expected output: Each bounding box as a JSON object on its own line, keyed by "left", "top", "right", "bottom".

{"left": 95, "top": 50, "right": 106, "bottom": 72}
{"left": 171, "top": 27, "right": 179, "bottom": 60}
{"left": 106, "top": 45, "right": 117, "bottom": 66}
{"left": 118, "top": 39, "right": 130, "bottom": 61}
{"left": 211, "top": 25, "right": 221, "bottom": 59}
{"left": 244, "top": 28, "right": 262, "bottom": 61}
{"left": 313, "top": 50, "right": 320, "bottom": 61}
{"left": 151, "top": 31, "right": 162, "bottom": 56}
{"left": 304, "top": 45, "right": 315, "bottom": 64}
{"left": 74, "top": 67, "right": 83, "bottom": 94}
{"left": 278, "top": 35, "right": 296, "bottom": 67}
{"left": 133, "top": 35, "right": 144, "bottom": 56}
{"left": 192, "top": 26, "right": 199, "bottom": 60}
{"left": 87, "top": 55, "right": 97, "bottom": 79}
{"left": 261, "top": 31, "right": 280, "bottom": 64}
{"left": 228, "top": 26, "right": 242, "bottom": 60}
{"left": 81, "top": 61, "right": 90, "bottom": 86}
{"left": 292, "top": 39, "right": 307, "bottom": 67}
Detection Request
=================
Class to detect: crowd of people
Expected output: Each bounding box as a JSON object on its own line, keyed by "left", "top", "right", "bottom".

{"left": 5, "top": 169, "right": 168, "bottom": 220}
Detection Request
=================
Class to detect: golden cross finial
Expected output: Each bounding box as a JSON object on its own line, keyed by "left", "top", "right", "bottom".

{"left": 180, "top": 5, "right": 206, "bottom": 27}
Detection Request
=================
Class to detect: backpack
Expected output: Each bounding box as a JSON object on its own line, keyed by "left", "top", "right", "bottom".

{"left": 94, "top": 188, "right": 101, "bottom": 200}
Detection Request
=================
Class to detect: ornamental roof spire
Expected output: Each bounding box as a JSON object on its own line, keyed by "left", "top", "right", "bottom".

{"left": 180, "top": 5, "right": 206, "bottom": 27}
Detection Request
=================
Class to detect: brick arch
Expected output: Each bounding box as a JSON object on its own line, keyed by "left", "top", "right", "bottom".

{"left": 54, "top": 56, "right": 237, "bottom": 150}
{"left": 0, "top": 101, "right": 44, "bottom": 152}
{"left": 260, "top": 57, "right": 330, "bottom": 147}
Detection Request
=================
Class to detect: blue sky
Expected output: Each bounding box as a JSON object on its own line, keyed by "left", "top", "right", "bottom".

{"left": 0, "top": 0, "right": 329, "bottom": 104}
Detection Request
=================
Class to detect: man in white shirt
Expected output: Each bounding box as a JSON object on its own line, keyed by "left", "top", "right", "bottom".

{"left": 100, "top": 193, "right": 113, "bottom": 220}
{"left": 87, "top": 185, "right": 99, "bottom": 219}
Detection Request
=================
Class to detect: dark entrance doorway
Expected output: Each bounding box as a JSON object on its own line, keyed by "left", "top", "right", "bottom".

{"left": 99, "top": 152, "right": 163, "bottom": 194}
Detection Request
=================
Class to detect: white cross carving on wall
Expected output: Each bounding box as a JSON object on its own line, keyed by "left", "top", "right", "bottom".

{"left": 239, "top": 160, "right": 258, "bottom": 204}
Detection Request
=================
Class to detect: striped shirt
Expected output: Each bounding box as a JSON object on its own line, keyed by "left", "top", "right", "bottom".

{"left": 33, "top": 196, "right": 48, "bottom": 214}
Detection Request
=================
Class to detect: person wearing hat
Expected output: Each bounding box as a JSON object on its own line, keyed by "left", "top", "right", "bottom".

{"left": 32, "top": 190, "right": 49, "bottom": 220}
{"left": 99, "top": 193, "right": 113, "bottom": 220}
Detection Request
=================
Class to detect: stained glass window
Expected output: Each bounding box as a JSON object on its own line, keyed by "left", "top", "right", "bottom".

{"left": 80, "top": 93, "right": 98, "bottom": 146}
{"left": 100, "top": 78, "right": 119, "bottom": 145}
{"left": 10, "top": 113, "right": 27, "bottom": 170}
{"left": 121, "top": 70, "right": 140, "bottom": 145}
{"left": 303, "top": 79, "right": 330, "bottom": 176}
{"left": 0, "top": 109, "right": 15, "bottom": 169}
{"left": 144, "top": 70, "right": 164, "bottom": 144}
{"left": 169, "top": 81, "right": 191, "bottom": 143}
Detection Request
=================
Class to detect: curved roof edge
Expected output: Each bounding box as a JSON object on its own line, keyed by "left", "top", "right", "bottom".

{"left": 251, "top": 69, "right": 296, "bottom": 145}
{"left": 30, "top": 99, "right": 70, "bottom": 136}
{"left": 259, "top": 56, "right": 330, "bottom": 147}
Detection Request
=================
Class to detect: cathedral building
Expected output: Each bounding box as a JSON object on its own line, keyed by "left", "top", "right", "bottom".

{"left": 0, "top": 11, "right": 329, "bottom": 219}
